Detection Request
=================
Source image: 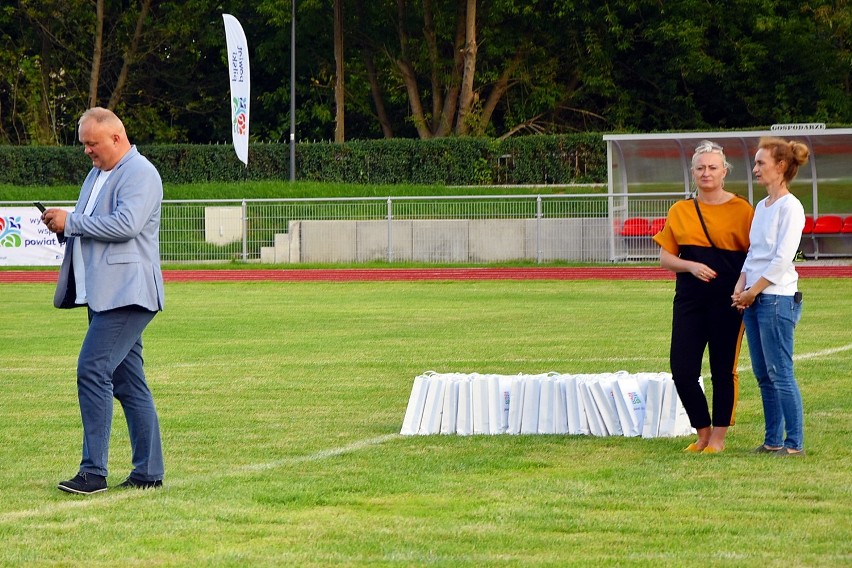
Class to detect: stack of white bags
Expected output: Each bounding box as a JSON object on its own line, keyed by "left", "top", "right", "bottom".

{"left": 401, "top": 371, "right": 700, "bottom": 438}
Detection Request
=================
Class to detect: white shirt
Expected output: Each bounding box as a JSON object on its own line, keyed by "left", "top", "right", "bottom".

{"left": 741, "top": 193, "right": 805, "bottom": 295}
{"left": 73, "top": 169, "right": 112, "bottom": 304}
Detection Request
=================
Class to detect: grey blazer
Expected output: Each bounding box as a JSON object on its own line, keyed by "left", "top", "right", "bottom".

{"left": 54, "top": 146, "right": 165, "bottom": 312}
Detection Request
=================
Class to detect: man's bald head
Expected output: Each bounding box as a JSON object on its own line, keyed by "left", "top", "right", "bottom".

{"left": 78, "top": 107, "right": 132, "bottom": 171}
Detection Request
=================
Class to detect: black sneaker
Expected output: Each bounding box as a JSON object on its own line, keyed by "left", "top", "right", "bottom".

{"left": 116, "top": 475, "right": 163, "bottom": 489}
{"left": 57, "top": 472, "right": 107, "bottom": 495}
{"left": 774, "top": 448, "right": 806, "bottom": 457}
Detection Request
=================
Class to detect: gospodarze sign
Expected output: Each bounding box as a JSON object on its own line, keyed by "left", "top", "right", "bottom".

{"left": 0, "top": 207, "right": 67, "bottom": 266}
{"left": 770, "top": 123, "right": 826, "bottom": 131}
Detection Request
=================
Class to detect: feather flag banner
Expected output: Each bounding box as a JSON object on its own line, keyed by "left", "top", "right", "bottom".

{"left": 222, "top": 14, "right": 250, "bottom": 166}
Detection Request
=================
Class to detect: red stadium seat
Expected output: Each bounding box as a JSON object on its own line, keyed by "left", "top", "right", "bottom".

{"left": 812, "top": 215, "right": 843, "bottom": 234}
{"left": 621, "top": 218, "right": 651, "bottom": 237}
{"left": 802, "top": 216, "right": 814, "bottom": 234}
{"left": 649, "top": 218, "right": 667, "bottom": 235}
{"left": 842, "top": 217, "right": 852, "bottom": 234}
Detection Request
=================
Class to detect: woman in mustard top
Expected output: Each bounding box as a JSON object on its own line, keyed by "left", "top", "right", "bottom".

{"left": 653, "top": 140, "right": 754, "bottom": 453}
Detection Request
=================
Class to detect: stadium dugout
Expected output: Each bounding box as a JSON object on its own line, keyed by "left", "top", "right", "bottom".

{"left": 603, "top": 125, "right": 852, "bottom": 260}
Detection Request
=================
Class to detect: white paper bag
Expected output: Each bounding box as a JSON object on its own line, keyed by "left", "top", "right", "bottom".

{"left": 400, "top": 373, "right": 430, "bottom": 435}
{"left": 580, "top": 379, "right": 607, "bottom": 436}
{"left": 520, "top": 375, "right": 541, "bottom": 434}
{"left": 612, "top": 376, "right": 645, "bottom": 437}
{"left": 658, "top": 377, "right": 684, "bottom": 437}
{"left": 440, "top": 376, "right": 460, "bottom": 435}
{"left": 456, "top": 376, "right": 473, "bottom": 436}
{"left": 419, "top": 374, "right": 446, "bottom": 435}
{"left": 589, "top": 376, "right": 622, "bottom": 436}
{"left": 634, "top": 373, "right": 652, "bottom": 426}
{"left": 553, "top": 378, "right": 569, "bottom": 434}
{"left": 486, "top": 374, "right": 512, "bottom": 434}
{"left": 538, "top": 377, "right": 557, "bottom": 434}
{"left": 507, "top": 377, "right": 525, "bottom": 435}
{"left": 562, "top": 375, "right": 588, "bottom": 435}
{"left": 471, "top": 374, "right": 490, "bottom": 434}
{"left": 641, "top": 375, "right": 666, "bottom": 438}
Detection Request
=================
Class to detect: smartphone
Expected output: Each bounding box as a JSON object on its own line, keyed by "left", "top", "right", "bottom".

{"left": 34, "top": 202, "right": 46, "bottom": 213}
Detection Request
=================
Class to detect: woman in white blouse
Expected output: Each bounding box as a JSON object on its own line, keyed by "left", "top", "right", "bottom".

{"left": 733, "top": 137, "right": 809, "bottom": 457}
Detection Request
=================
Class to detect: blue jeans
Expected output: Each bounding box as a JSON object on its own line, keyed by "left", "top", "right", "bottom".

{"left": 78, "top": 306, "right": 164, "bottom": 481}
{"left": 743, "top": 294, "right": 804, "bottom": 451}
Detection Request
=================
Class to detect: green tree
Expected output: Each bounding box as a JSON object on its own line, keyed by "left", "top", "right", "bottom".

{"left": 3, "top": 0, "right": 93, "bottom": 144}
{"left": 555, "top": 0, "right": 852, "bottom": 130}
{"left": 2, "top": 0, "right": 851, "bottom": 146}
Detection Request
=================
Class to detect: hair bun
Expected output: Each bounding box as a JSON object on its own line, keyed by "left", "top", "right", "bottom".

{"left": 790, "top": 141, "right": 810, "bottom": 165}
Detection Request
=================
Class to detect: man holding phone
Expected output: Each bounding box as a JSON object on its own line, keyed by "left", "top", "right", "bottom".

{"left": 41, "top": 107, "right": 165, "bottom": 494}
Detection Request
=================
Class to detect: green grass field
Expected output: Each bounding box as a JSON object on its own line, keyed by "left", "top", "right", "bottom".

{"left": 1, "top": 278, "right": 850, "bottom": 566}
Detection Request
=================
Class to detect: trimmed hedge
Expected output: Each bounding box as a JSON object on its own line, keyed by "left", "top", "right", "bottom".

{"left": 0, "top": 134, "right": 607, "bottom": 186}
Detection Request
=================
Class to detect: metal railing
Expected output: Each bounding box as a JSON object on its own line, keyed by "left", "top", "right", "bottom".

{"left": 3, "top": 194, "right": 683, "bottom": 264}
{"left": 159, "top": 193, "right": 681, "bottom": 263}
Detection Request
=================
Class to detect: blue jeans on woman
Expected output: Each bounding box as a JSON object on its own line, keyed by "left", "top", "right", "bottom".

{"left": 743, "top": 294, "right": 804, "bottom": 451}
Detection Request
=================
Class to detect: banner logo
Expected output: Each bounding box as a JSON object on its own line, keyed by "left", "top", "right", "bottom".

{"left": 0, "top": 216, "right": 23, "bottom": 248}
{"left": 232, "top": 97, "right": 248, "bottom": 135}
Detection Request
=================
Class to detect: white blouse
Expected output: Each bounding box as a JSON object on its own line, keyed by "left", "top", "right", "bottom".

{"left": 741, "top": 193, "right": 805, "bottom": 295}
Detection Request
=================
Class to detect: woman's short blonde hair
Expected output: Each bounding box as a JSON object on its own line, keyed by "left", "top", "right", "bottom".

{"left": 691, "top": 140, "right": 731, "bottom": 170}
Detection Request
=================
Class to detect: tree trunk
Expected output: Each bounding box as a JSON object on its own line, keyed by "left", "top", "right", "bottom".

{"left": 333, "top": 0, "right": 345, "bottom": 142}
{"left": 395, "top": 58, "right": 432, "bottom": 138}
{"left": 422, "top": 0, "right": 442, "bottom": 132}
{"left": 395, "top": 0, "right": 432, "bottom": 138}
{"left": 107, "top": 0, "right": 152, "bottom": 110}
{"left": 455, "top": 0, "right": 477, "bottom": 135}
{"left": 88, "top": 0, "right": 104, "bottom": 108}
{"left": 473, "top": 52, "right": 522, "bottom": 136}
{"left": 364, "top": 54, "right": 394, "bottom": 138}
{"left": 37, "top": 30, "right": 56, "bottom": 143}
{"left": 354, "top": 0, "right": 393, "bottom": 138}
{"left": 434, "top": 0, "right": 466, "bottom": 137}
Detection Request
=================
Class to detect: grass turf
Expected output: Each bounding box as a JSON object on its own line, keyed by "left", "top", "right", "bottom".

{"left": 0, "top": 278, "right": 850, "bottom": 566}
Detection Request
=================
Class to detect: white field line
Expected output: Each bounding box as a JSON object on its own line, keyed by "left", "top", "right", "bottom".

{"left": 734, "top": 342, "right": 852, "bottom": 375}
{"left": 4, "top": 343, "right": 851, "bottom": 523}
{"left": 792, "top": 343, "right": 852, "bottom": 361}
{"left": 238, "top": 434, "right": 399, "bottom": 473}
{"left": 0, "top": 434, "right": 399, "bottom": 523}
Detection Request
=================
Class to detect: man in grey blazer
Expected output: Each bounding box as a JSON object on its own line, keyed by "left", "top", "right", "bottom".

{"left": 42, "top": 107, "right": 165, "bottom": 494}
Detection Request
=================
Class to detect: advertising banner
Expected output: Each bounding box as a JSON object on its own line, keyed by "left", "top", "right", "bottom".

{"left": 223, "top": 14, "right": 250, "bottom": 166}
{"left": 0, "top": 208, "right": 67, "bottom": 266}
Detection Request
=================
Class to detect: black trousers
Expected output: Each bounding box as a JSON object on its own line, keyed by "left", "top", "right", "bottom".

{"left": 670, "top": 292, "right": 744, "bottom": 429}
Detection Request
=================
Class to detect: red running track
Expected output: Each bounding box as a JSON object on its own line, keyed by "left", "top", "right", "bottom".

{"left": 1, "top": 266, "right": 851, "bottom": 283}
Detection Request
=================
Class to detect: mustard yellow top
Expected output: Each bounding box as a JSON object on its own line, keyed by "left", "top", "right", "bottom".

{"left": 654, "top": 197, "right": 753, "bottom": 254}
{"left": 654, "top": 196, "right": 754, "bottom": 296}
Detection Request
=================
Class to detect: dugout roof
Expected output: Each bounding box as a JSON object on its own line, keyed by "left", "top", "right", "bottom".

{"left": 603, "top": 125, "right": 852, "bottom": 216}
